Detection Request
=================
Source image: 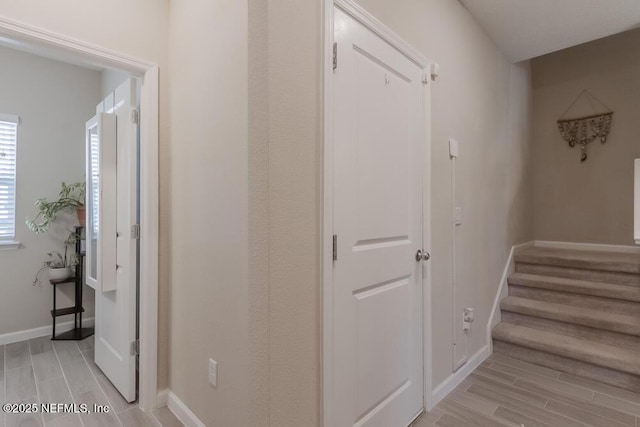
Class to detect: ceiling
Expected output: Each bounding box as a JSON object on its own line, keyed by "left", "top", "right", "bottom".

{"left": 459, "top": 0, "right": 640, "bottom": 63}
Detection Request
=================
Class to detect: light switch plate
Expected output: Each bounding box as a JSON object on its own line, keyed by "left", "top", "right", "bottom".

{"left": 455, "top": 206, "right": 463, "bottom": 225}
{"left": 209, "top": 358, "right": 218, "bottom": 388}
{"left": 449, "top": 138, "right": 459, "bottom": 158}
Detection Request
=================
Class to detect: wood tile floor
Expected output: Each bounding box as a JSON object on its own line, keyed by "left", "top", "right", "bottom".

{"left": 1, "top": 336, "right": 183, "bottom": 427}
{"left": 412, "top": 353, "right": 640, "bottom": 427}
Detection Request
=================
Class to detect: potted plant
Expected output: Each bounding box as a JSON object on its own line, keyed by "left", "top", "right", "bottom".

{"left": 45, "top": 252, "right": 73, "bottom": 281}
{"left": 26, "top": 181, "right": 86, "bottom": 233}
{"left": 33, "top": 231, "right": 80, "bottom": 284}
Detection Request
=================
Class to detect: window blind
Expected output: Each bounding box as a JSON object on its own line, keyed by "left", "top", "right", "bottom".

{"left": 90, "top": 130, "right": 99, "bottom": 236}
{"left": 0, "top": 116, "right": 18, "bottom": 241}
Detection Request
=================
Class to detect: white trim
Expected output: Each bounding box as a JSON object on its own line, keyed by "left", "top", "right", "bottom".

{"left": 534, "top": 240, "right": 640, "bottom": 254}
{"left": 0, "top": 16, "right": 154, "bottom": 74}
{"left": 0, "top": 16, "right": 160, "bottom": 411}
{"left": 430, "top": 345, "right": 490, "bottom": 406}
{"left": 322, "top": 0, "right": 335, "bottom": 425}
{"left": 0, "top": 113, "right": 19, "bottom": 124}
{"left": 421, "top": 51, "right": 433, "bottom": 413}
{"left": 165, "top": 391, "right": 206, "bottom": 427}
{"left": 322, "top": 0, "right": 433, "bottom": 423}
{"left": 406, "top": 410, "right": 424, "bottom": 427}
{"left": 138, "top": 65, "right": 160, "bottom": 412}
{"left": 0, "top": 317, "right": 94, "bottom": 346}
{"left": 487, "top": 241, "right": 534, "bottom": 353}
{"left": 634, "top": 159, "right": 639, "bottom": 245}
{"left": 156, "top": 388, "right": 169, "bottom": 407}
{"left": 334, "top": 0, "right": 428, "bottom": 68}
{"left": 0, "top": 240, "right": 20, "bottom": 250}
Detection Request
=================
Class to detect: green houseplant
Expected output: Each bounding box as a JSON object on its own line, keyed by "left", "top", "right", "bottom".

{"left": 27, "top": 183, "right": 85, "bottom": 285}
{"left": 26, "top": 181, "right": 86, "bottom": 233}
{"left": 33, "top": 230, "right": 81, "bottom": 284}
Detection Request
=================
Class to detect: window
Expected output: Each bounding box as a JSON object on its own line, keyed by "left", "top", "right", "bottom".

{"left": 89, "top": 125, "right": 99, "bottom": 237}
{"left": 0, "top": 114, "right": 18, "bottom": 243}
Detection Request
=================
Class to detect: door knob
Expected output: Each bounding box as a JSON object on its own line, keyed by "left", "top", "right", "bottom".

{"left": 416, "top": 249, "right": 431, "bottom": 262}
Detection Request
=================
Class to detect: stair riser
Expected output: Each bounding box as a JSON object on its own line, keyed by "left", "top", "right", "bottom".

{"left": 492, "top": 340, "right": 640, "bottom": 393}
{"left": 516, "top": 263, "right": 640, "bottom": 287}
{"left": 508, "top": 274, "right": 640, "bottom": 303}
{"left": 508, "top": 285, "right": 640, "bottom": 316}
{"left": 501, "top": 299, "right": 640, "bottom": 337}
{"left": 514, "top": 254, "right": 640, "bottom": 275}
{"left": 501, "top": 312, "right": 640, "bottom": 352}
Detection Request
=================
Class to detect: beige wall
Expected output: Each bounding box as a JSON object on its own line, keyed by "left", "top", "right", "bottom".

{"left": 0, "top": 2, "right": 536, "bottom": 425}
{"left": 248, "top": 0, "right": 270, "bottom": 425}
{"left": 267, "top": 0, "right": 322, "bottom": 425}
{"left": 532, "top": 29, "right": 640, "bottom": 245}
{"left": 167, "top": 1, "right": 270, "bottom": 426}
{"left": 0, "top": 45, "right": 101, "bottom": 336}
{"left": 353, "top": 0, "right": 534, "bottom": 392}
{"left": 507, "top": 62, "right": 534, "bottom": 248}
{"left": 0, "top": 0, "right": 170, "bottom": 390}
{"left": 267, "top": 0, "right": 533, "bottom": 423}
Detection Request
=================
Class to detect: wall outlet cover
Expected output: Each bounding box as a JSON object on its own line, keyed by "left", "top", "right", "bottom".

{"left": 449, "top": 138, "right": 459, "bottom": 158}
{"left": 208, "top": 358, "right": 218, "bottom": 388}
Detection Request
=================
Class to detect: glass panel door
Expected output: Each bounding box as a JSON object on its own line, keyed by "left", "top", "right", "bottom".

{"left": 86, "top": 116, "right": 99, "bottom": 289}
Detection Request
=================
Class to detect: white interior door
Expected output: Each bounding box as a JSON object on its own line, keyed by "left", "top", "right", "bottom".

{"left": 332, "top": 7, "right": 425, "bottom": 427}
{"left": 90, "top": 78, "right": 139, "bottom": 402}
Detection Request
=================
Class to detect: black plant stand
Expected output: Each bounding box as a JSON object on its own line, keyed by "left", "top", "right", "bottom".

{"left": 50, "top": 226, "right": 94, "bottom": 341}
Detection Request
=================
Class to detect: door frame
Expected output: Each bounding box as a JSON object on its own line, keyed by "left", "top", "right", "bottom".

{"left": 0, "top": 16, "right": 160, "bottom": 411}
{"left": 322, "top": 0, "right": 433, "bottom": 425}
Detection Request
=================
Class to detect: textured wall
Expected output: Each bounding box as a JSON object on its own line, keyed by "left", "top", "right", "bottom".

{"left": 166, "top": 0, "right": 267, "bottom": 426}
{"left": 248, "top": 0, "right": 270, "bottom": 424}
{"left": 0, "top": 1, "right": 538, "bottom": 423}
{"left": 348, "top": 0, "right": 533, "bottom": 390}
{"left": 265, "top": 0, "right": 533, "bottom": 423}
{"left": 532, "top": 28, "right": 640, "bottom": 245}
{"left": 267, "top": 0, "right": 322, "bottom": 425}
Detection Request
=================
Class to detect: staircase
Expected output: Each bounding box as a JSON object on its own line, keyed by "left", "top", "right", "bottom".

{"left": 492, "top": 246, "right": 640, "bottom": 392}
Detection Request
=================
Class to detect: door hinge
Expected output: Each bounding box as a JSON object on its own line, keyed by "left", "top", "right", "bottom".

{"left": 332, "top": 234, "right": 338, "bottom": 261}
{"left": 130, "top": 340, "right": 140, "bottom": 356}
{"left": 333, "top": 42, "right": 338, "bottom": 71}
{"left": 422, "top": 73, "right": 430, "bottom": 85}
{"left": 130, "top": 109, "right": 139, "bottom": 125}
{"left": 131, "top": 224, "right": 141, "bottom": 239}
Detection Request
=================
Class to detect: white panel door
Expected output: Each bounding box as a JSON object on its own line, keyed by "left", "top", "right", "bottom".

{"left": 332, "top": 7, "right": 425, "bottom": 427}
{"left": 93, "top": 78, "right": 139, "bottom": 402}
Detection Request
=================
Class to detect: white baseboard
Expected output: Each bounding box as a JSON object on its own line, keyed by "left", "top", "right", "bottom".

{"left": 158, "top": 390, "right": 205, "bottom": 427}
{"left": 431, "top": 345, "right": 490, "bottom": 406}
{"left": 534, "top": 240, "right": 640, "bottom": 254}
{"left": 486, "top": 241, "right": 533, "bottom": 354}
{"left": 156, "top": 388, "right": 169, "bottom": 407}
{"left": 514, "top": 241, "right": 535, "bottom": 253}
{"left": 0, "top": 317, "right": 95, "bottom": 345}
{"left": 634, "top": 158, "right": 639, "bottom": 246}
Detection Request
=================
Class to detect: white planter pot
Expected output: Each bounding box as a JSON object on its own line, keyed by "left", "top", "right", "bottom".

{"left": 49, "top": 267, "right": 72, "bottom": 281}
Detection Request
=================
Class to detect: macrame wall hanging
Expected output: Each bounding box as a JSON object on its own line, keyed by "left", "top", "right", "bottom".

{"left": 557, "top": 90, "right": 613, "bottom": 162}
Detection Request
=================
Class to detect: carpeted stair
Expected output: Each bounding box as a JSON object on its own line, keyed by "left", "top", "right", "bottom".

{"left": 492, "top": 246, "right": 640, "bottom": 392}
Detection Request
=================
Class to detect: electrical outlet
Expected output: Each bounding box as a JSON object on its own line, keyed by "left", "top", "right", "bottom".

{"left": 208, "top": 358, "right": 218, "bottom": 388}
{"left": 464, "top": 307, "right": 475, "bottom": 322}
{"left": 463, "top": 307, "right": 475, "bottom": 331}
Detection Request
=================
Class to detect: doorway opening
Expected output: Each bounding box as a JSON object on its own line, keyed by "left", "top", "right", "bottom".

{"left": 0, "top": 16, "right": 159, "bottom": 411}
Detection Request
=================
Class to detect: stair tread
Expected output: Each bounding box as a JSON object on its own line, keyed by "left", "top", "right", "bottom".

{"left": 492, "top": 322, "right": 640, "bottom": 376}
{"left": 515, "top": 247, "right": 640, "bottom": 274}
{"left": 508, "top": 272, "right": 640, "bottom": 302}
{"left": 501, "top": 296, "right": 640, "bottom": 336}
